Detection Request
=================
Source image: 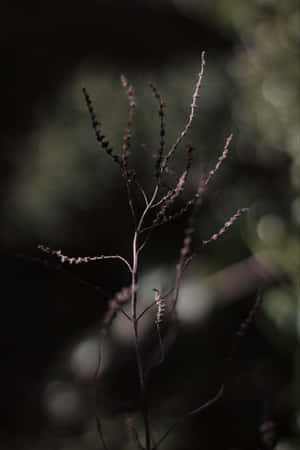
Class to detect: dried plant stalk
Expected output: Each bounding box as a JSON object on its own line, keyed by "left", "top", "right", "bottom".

{"left": 38, "top": 53, "right": 252, "bottom": 450}
{"left": 202, "top": 207, "right": 249, "bottom": 246}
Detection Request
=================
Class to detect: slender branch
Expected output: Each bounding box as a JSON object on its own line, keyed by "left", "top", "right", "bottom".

{"left": 202, "top": 207, "right": 248, "bottom": 246}
{"left": 121, "top": 74, "right": 137, "bottom": 226}
{"left": 146, "top": 132, "right": 232, "bottom": 235}
{"left": 102, "top": 286, "right": 134, "bottom": 334}
{"left": 160, "top": 51, "right": 206, "bottom": 173}
{"left": 141, "top": 171, "right": 206, "bottom": 235}
{"left": 151, "top": 190, "right": 173, "bottom": 209}
{"left": 135, "top": 179, "right": 149, "bottom": 207}
{"left": 151, "top": 145, "right": 193, "bottom": 212}
{"left": 129, "top": 185, "right": 161, "bottom": 450}
{"left": 126, "top": 180, "right": 138, "bottom": 229}
{"left": 153, "top": 291, "right": 263, "bottom": 449}
{"left": 38, "top": 245, "right": 133, "bottom": 273}
{"left": 137, "top": 234, "right": 151, "bottom": 255}
{"left": 204, "top": 133, "right": 233, "bottom": 186}
{"left": 137, "top": 300, "right": 157, "bottom": 322}
{"left": 136, "top": 184, "right": 160, "bottom": 253}
{"left": 142, "top": 132, "right": 233, "bottom": 235}
{"left": 121, "top": 74, "right": 136, "bottom": 164}
{"left": 153, "top": 384, "right": 224, "bottom": 449}
{"left": 120, "top": 308, "right": 132, "bottom": 321}
{"left": 155, "top": 322, "right": 165, "bottom": 366}
{"left": 82, "top": 87, "right": 121, "bottom": 166}
{"left": 137, "top": 283, "right": 175, "bottom": 322}
{"left": 169, "top": 175, "right": 205, "bottom": 313}
{"left": 153, "top": 289, "right": 166, "bottom": 365}
{"left": 131, "top": 232, "right": 151, "bottom": 449}
{"left": 93, "top": 337, "right": 110, "bottom": 450}
{"left": 125, "top": 416, "right": 145, "bottom": 450}
{"left": 151, "top": 170, "right": 188, "bottom": 228}
{"left": 94, "top": 343, "right": 102, "bottom": 389}
{"left": 227, "top": 289, "right": 263, "bottom": 364}
{"left": 149, "top": 82, "right": 166, "bottom": 178}
{"left": 96, "top": 414, "right": 110, "bottom": 450}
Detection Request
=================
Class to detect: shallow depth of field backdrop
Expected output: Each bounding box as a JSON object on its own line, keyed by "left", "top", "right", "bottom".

{"left": 0, "top": 1, "right": 299, "bottom": 449}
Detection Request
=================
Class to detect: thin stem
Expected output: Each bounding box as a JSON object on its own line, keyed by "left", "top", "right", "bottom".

{"left": 137, "top": 301, "right": 157, "bottom": 322}
{"left": 120, "top": 308, "right": 132, "bottom": 321}
{"left": 131, "top": 231, "right": 151, "bottom": 450}
{"left": 155, "top": 322, "right": 165, "bottom": 366}
{"left": 202, "top": 207, "right": 248, "bottom": 247}
{"left": 111, "top": 255, "right": 133, "bottom": 273}
{"left": 135, "top": 179, "right": 149, "bottom": 207}
{"left": 38, "top": 245, "right": 133, "bottom": 273}
{"left": 151, "top": 193, "right": 172, "bottom": 209}
{"left": 126, "top": 179, "right": 138, "bottom": 229}
{"left": 82, "top": 87, "right": 121, "bottom": 166}
{"left": 153, "top": 384, "right": 224, "bottom": 450}
{"left": 137, "top": 185, "right": 160, "bottom": 233}
{"left": 137, "top": 230, "right": 152, "bottom": 255}
{"left": 96, "top": 414, "right": 110, "bottom": 450}
{"left": 135, "top": 184, "right": 160, "bottom": 255}
{"left": 227, "top": 290, "right": 263, "bottom": 364}
{"left": 125, "top": 416, "right": 145, "bottom": 450}
{"left": 93, "top": 340, "right": 110, "bottom": 450}
{"left": 130, "top": 184, "right": 160, "bottom": 450}
{"left": 160, "top": 51, "right": 206, "bottom": 174}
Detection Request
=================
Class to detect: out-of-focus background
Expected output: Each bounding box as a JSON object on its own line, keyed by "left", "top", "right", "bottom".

{"left": 1, "top": 1, "right": 299, "bottom": 449}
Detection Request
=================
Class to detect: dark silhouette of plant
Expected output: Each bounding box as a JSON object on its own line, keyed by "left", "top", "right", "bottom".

{"left": 38, "top": 51, "right": 254, "bottom": 450}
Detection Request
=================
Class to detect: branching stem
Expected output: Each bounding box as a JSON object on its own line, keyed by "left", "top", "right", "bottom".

{"left": 153, "top": 384, "right": 224, "bottom": 450}
{"left": 130, "top": 184, "right": 160, "bottom": 450}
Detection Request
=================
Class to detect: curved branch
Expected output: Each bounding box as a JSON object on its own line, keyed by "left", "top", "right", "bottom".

{"left": 38, "top": 245, "right": 132, "bottom": 273}
{"left": 153, "top": 384, "right": 224, "bottom": 449}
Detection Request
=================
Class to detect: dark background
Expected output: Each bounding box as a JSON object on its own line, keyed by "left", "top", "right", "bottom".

{"left": 1, "top": 1, "right": 299, "bottom": 449}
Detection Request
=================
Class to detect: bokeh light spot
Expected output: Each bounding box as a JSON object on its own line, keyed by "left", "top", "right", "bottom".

{"left": 44, "top": 380, "right": 82, "bottom": 422}
{"left": 69, "top": 338, "right": 100, "bottom": 379}
{"left": 177, "top": 281, "right": 212, "bottom": 325}
{"left": 257, "top": 214, "right": 285, "bottom": 244}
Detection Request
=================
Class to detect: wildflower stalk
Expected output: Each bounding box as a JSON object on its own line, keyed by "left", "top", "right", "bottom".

{"left": 130, "top": 185, "right": 160, "bottom": 450}
{"left": 37, "top": 53, "right": 251, "bottom": 450}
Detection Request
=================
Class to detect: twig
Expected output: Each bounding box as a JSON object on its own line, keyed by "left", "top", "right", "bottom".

{"left": 102, "top": 286, "right": 133, "bottom": 335}
{"left": 169, "top": 172, "right": 205, "bottom": 313}
{"left": 93, "top": 337, "right": 110, "bottom": 450}
{"left": 96, "top": 414, "right": 110, "bottom": 450}
{"left": 82, "top": 87, "right": 121, "bottom": 166}
{"left": 153, "top": 384, "right": 224, "bottom": 449}
{"left": 153, "top": 289, "right": 166, "bottom": 365}
{"left": 202, "top": 208, "right": 248, "bottom": 246}
{"left": 160, "top": 51, "right": 206, "bottom": 173}
{"left": 150, "top": 145, "right": 193, "bottom": 228}
{"left": 149, "top": 82, "right": 166, "bottom": 178}
{"left": 121, "top": 74, "right": 137, "bottom": 225}
{"left": 121, "top": 74, "right": 136, "bottom": 163}
{"left": 130, "top": 185, "right": 161, "bottom": 450}
{"left": 141, "top": 167, "right": 206, "bottom": 235}
{"left": 227, "top": 289, "right": 263, "bottom": 363}
{"left": 137, "top": 301, "right": 157, "bottom": 322}
{"left": 125, "top": 416, "right": 145, "bottom": 450}
{"left": 37, "top": 245, "right": 133, "bottom": 273}
{"left": 204, "top": 133, "right": 233, "bottom": 186}
{"left": 135, "top": 179, "right": 149, "bottom": 207}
